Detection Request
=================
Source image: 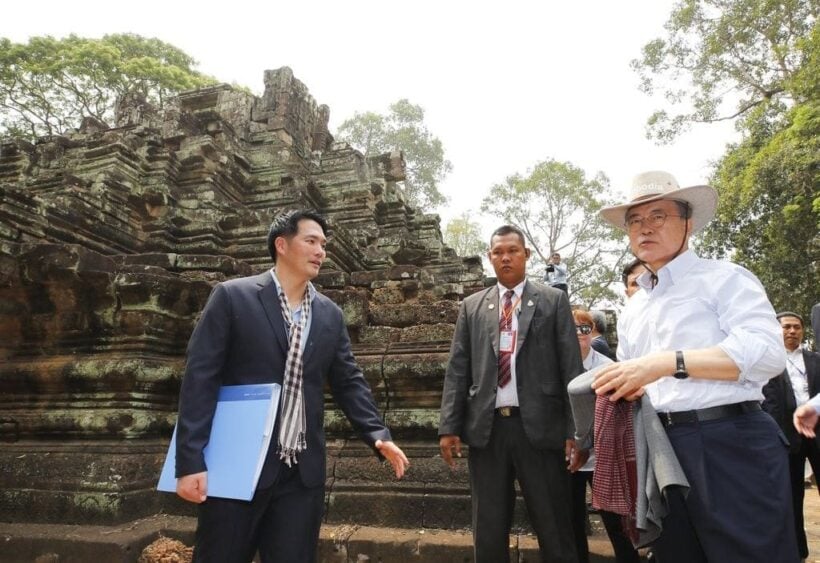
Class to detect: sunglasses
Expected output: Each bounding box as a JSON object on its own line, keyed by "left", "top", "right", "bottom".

{"left": 575, "top": 324, "right": 592, "bottom": 335}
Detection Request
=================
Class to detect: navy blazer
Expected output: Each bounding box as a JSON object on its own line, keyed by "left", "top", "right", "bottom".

{"left": 762, "top": 349, "right": 820, "bottom": 453}
{"left": 175, "top": 272, "right": 391, "bottom": 488}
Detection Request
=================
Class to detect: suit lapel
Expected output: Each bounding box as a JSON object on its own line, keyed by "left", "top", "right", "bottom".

{"left": 303, "top": 295, "right": 327, "bottom": 363}
{"left": 482, "top": 286, "right": 501, "bottom": 359}
{"left": 804, "top": 350, "right": 820, "bottom": 397}
{"left": 782, "top": 369, "right": 798, "bottom": 413}
{"left": 257, "top": 273, "right": 288, "bottom": 355}
{"left": 516, "top": 281, "right": 538, "bottom": 352}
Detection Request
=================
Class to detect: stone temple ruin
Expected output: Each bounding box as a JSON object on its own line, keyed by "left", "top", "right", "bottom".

{"left": 0, "top": 67, "right": 504, "bottom": 558}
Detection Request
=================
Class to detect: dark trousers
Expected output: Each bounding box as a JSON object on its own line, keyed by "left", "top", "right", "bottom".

{"left": 571, "top": 470, "right": 641, "bottom": 563}
{"left": 570, "top": 471, "right": 592, "bottom": 563}
{"left": 788, "top": 435, "right": 820, "bottom": 558}
{"left": 652, "top": 410, "right": 798, "bottom": 563}
{"left": 193, "top": 462, "right": 325, "bottom": 563}
{"left": 468, "top": 415, "right": 577, "bottom": 563}
{"left": 552, "top": 283, "right": 569, "bottom": 295}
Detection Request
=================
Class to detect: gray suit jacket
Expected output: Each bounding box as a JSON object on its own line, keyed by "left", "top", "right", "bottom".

{"left": 439, "top": 280, "right": 582, "bottom": 450}
{"left": 568, "top": 367, "right": 689, "bottom": 548}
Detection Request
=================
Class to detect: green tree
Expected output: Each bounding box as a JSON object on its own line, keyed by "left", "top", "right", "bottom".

{"left": 480, "top": 159, "right": 629, "bottom": 308}
{"left": 636, "top": 0, "right": 819, "bottom": 318}
{"left": 443, "top": 213, "right": 488, "bottom": 258}
{"left": 0, "top": 34, "right": 216, "bottom": 139}
{"left": 632, "top": 0, "right": 818, "bottom": 142}
{"left": 336, "top": 99, "right": 452, "bottom": 209}
{"left": 700, "top": 99, "right": 819, "bottom": 319}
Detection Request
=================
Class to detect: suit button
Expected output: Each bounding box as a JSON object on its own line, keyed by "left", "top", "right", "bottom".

{"left": 493, "top": 386, "right": 498, "bottom": 391}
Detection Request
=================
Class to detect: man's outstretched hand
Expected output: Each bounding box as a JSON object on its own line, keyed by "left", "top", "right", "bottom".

{"left": 375, "top": 440, "right": 410, "bottom": 479}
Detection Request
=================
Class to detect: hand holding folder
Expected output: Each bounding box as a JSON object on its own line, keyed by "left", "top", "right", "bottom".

{"left": 158, "top": 383, "right": 281, "bottom": 501}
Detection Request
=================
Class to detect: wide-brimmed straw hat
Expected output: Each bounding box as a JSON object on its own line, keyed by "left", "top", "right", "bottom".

{"left": 599, "top": 171, "right": 718, "bottom": 234}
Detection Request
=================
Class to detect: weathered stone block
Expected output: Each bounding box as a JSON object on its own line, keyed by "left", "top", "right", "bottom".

{"left": 399, "top": 323, "right": 454, "bottom": 343}
{"left": 358, "top": 326, "right": 401, "bottom": 344}
{"left": 323, "top": 289, "right": 369, "bottom": 328}
{"left": 368, "top": 303, "right": 417, "bottom": 328}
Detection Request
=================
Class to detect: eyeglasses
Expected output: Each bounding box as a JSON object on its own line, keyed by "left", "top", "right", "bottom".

{"left": 625, "top": 212, "right": 684, "bottom": 233}
{"left": 575, "top": 324, "right": 592, "bottom": 335}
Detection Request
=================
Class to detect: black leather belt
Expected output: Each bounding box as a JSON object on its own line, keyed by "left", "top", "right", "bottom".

{"left": 658, "top": 401, "right": 761, "bottom": 428}
{"left": 495, "top": 406, "right": 520, "bottom": 417}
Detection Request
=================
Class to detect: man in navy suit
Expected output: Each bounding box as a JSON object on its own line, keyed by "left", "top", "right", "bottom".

{"left": 762, "top": 311, "right": 820, "bottom": 560}
{"left": 174, "top": 209, "right": 409, "bottom": 562}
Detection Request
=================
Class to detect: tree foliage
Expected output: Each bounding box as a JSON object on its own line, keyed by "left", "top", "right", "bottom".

{"left": 480, "top": 159, "right": 630, "bottom": 308}
{"left": 700, "top": 99, "right": 819, "bottom": 319}
{"left": 0, "top": 34, "right": 216, "bottom": 139}
{"left": 671, "top": 5, "right": 820, "bottom": 319}
{"left": 443, "top": 213, "right": 488, "bottom": 258}
{"left": 632, "top": 0, "right": 819, "bottom": 142}
{"left": 336, "top": 99, "right": 452, "bottom": 209}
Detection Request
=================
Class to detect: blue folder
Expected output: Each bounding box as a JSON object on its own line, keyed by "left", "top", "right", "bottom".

{"left": 157, "top": 383, "right": 281, "bottom": 501}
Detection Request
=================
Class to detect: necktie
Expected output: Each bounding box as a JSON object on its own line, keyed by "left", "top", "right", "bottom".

{"left": 498, "top": 289, "right": 514, "bottom": 388}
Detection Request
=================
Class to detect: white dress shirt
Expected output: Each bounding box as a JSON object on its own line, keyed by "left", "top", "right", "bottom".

{"left": 786, "top": 347, "right": 810, "bottom": 405}
{"left": 495, "top": 280, "right": 526, "bottom": 408}
{"left": 545, "top": 262, "right": 568, "bottom": 286}
{"left": 616, "top": 250, "right": 786, "bottom": 412}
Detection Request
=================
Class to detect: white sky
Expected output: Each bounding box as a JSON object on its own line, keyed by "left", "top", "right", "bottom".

{"left": 3, "top": 0, "right": 739, "bottom": 234}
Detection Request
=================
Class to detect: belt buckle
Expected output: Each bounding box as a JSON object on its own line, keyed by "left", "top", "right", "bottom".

{"left": 498, "top": 406, "right": 512, "bottom": 417}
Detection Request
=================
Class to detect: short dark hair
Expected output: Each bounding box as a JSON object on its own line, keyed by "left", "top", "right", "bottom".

{"left": 776, "top": 311, "right": 804, "bottom": 326}
{"left": 590, "top": 310, "right": 607, "bottom": 333}
{"left": 266, "top": 209, "right": 329, "bottom": 262}
{"left": 621, "top": 258, "right": 644, "bottom": 286}
{"left": 489, "top": 224, "right": 526, "bottom": 248}
{"left": 673, "top": 200, "right": 691, "bottom": 219}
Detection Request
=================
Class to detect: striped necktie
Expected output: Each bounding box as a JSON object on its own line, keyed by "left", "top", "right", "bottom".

{"left": 498, "top": 289, "right": 514, "bottom": 387}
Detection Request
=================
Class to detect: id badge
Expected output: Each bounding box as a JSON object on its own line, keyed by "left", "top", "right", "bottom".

{"left": 499, "top": 330, "right": 516, "bottom": 353}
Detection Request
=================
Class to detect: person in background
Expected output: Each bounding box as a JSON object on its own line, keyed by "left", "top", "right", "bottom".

{"left": 545, "top": 252, "right": 569, "bottom": 294}
{"left": 439, "top": 224, "right": 582, "bottom": 562}
{"left": 569, "top": 309, "right": 641, "bottom": 563}
{"left": 590, "top": 310, "right": 616, "bottom": 361}
{"left": 762, "top": 311, "right": 820, "bottom": 560}
{"left": 621, "top": 259, "right": 645, "bottom": 300}
{"left": 592, "top": 170, "right": 795, "bottom": 563}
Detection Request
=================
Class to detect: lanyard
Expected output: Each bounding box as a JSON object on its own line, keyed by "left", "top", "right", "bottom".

{"left": 787, "top": 357, "right": 806, "bottom": 379}
{"left": 501, "top": 294, "right": 522, "bottom": 326}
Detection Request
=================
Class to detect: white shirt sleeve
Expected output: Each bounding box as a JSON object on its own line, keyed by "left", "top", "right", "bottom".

{"left": 713, "top": 268, "right": 786, "bottom": 383}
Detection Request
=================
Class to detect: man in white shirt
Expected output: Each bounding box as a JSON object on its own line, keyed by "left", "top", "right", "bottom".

{"left": 591, "top": 171, "right": 796, "bottom": 562}
{"left": 762, "top": 311, "right": 820, "bottom": 559}
{"left": 545, "top": 252, "right": 569, "bottom": 294}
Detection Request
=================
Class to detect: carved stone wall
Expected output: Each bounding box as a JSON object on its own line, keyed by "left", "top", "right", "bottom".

{"left": 0, "top": 68, "right": 486, "bottom": 528}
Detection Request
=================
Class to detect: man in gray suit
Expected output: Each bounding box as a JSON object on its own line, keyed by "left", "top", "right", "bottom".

{"left": 439, "top": 224, "right": 583, "bottom": 563}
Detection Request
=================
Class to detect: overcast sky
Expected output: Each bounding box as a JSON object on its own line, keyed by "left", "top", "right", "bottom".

{"left": 3, "top": 0, "right": 738, "bottom": 233}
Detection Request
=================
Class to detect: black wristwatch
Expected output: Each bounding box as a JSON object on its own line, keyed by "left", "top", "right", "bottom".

{"left": 673, "top": 350, "right": 689, "bottom": 379}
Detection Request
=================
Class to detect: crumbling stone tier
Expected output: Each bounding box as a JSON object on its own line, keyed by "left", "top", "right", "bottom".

{"left": 0, "top": 68, "right": 498, "bottom": 538}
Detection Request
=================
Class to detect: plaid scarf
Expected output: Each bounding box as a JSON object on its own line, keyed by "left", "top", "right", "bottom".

{"left": 591, "top": 394, "right": 639, "bottom": 544}
{"left": 275, "top": 283, "right": 312, "bottom": 467}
